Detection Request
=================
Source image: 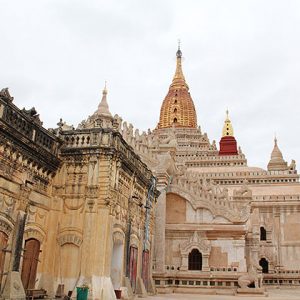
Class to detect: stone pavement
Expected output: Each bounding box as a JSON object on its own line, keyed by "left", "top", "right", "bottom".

{"left": 146, "top": 288, "right": 300, "bottom": 299}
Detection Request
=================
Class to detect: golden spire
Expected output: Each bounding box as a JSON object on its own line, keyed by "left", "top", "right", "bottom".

{"left": 222, "top": 109, "right": 234, "bottom": 137}
{"left": 157, "top": 45, "right": 197, "bottom": 129}
{"left": 171, "top": 41, "right": 187, "bottom": 88}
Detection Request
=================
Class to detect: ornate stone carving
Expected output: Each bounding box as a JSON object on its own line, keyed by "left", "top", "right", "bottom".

{"left": 130, "top": 233, "right": 139, "bottom": 248}
{"left": 168, "top": 180, "right": 250, "bottom": 223}
{"left": 58, "top": 233, "right": 83, "bottom": 247}
{"left": 18, "top": 184, "right": 32, "bottom": 212}
{"left": 233, "top": 180, "right": 252, "bottom": 198}
{"left": 113, "top": 228, "right": 125, "bottom": 244}
{"left": 0, "top": 195, "right": 16, "bottom": 217}
{"left": 160, "top": 126, "right": 177, "bottom": 148}
{"left": 21, "top": 107, "right": 42, "bottom": 125}
{"left": 85, "top": 185, "right": 99, "bottom": 211}
{"left": 24, "top": 227, "right": 45, "bottom": 243}
{"left": 180, "top": 231, "right": 211, "bottom": 255}
{"left": 114, "top": 206, "right": 127, "bottom": 225}
{"left": 0, "top": 215, "right": 14, "bottom": 236}
{"left": 0, "top": 88, "right": 14, "bottom": 101}
{"left": 63, "top": 197, "right": 85, "bottom": 213}
{"left": 289, "top": 159, "right": 296, "bottom": 171}
{"left": 238, "top": 258, "right": 263, "bottom": 289}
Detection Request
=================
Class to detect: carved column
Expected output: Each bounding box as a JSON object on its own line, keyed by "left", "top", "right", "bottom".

{"left": 2, "top": 184, "right": 31, "bottom": 299}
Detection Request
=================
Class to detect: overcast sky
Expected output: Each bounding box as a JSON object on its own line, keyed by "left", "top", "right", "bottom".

{"left": 1, "top": 0, "right": 299, "bottom": 169}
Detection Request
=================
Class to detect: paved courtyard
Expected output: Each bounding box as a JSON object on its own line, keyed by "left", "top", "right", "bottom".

{"left": 146, "top": 288, "right": 300, "bottom": 299}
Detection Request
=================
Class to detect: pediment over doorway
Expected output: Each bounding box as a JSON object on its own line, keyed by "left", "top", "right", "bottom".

{"left": 180, "top": 231, "right": 211, "bottom": 256}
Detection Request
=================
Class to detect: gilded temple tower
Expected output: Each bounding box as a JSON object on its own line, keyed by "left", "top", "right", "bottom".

{"left": 157, "top": 46, "right": 197, "bottom": 129}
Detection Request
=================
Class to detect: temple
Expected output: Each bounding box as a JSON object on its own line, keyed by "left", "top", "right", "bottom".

{"left": 0, "top": 46, "right": 300, "bottom": 299}
{"left": 119, "top": 47, "right": 300, "bottom": 295}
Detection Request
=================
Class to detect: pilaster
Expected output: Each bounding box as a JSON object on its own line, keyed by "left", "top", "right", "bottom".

{"left": 153, "top": 184, "right": 167, "bottom": 274}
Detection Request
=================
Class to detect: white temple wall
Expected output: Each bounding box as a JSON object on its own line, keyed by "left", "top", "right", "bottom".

{"left": 210, "top": 239, "right": 246, "bottom": 271}
{"left": 279, "top": 211, "right": 300, "bottom": 270}
{"left": 281, "top": 246, "right": 300, "bottom": 269}
{"left": 165, "top": 238, "right": 181, "bottom": 269}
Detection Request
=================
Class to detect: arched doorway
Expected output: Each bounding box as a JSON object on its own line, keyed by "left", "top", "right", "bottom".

{"left": 259, "top": 258, "right": 269, "bottom": 273}
{"left": 188, "top": 249, "right": 202, "bottom": 270}
{"left": 110, "top": 240, "right": 124, "bottom": 290}
{"left": 0, "top": 231, "right": 8, "bottom": 289}
{"left": 21, "top": 238, "right": 41, "bottom": 290}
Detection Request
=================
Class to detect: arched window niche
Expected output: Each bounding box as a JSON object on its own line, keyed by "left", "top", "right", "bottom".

{"left": 179, "top": 231, "right": 210, "bottom": 272}
{"left": 188, "top": 249, "right": 202, "bottom": 270}
{"left": 259, "top": 257, "right": 269, "bottom": 273}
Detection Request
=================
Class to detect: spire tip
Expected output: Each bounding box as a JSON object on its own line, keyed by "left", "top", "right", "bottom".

{"left": 176, "top": 39, "right": 182, "bottom": 58}
{"left": 103, "top": 81, "right": 108, "bottom": 95}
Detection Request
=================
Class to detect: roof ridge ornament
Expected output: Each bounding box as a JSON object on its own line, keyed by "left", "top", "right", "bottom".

{"left": 0, "top": 87, "right": 14, "bottom": 102}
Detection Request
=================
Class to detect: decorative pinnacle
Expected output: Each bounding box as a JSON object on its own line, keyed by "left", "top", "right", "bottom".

{"left": 97, "top": 81, "right": 111, "bottom": 117}
{"left": 273, "top": 131, "right": 277, "bottom": 145}
{"left": 176, "top": 39, "right": 182, "bottom": 58}
{"left": 222, "top": 109, "right": 234, "bottom": 137}
{"left": 172, "top": 41, "right": 186, "bottom": 86}
{"left": 226, "top": 109, "right": 229, "bottom": 120}
{"left": 103, "top": 81, "right": 107, "bottom": 95}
